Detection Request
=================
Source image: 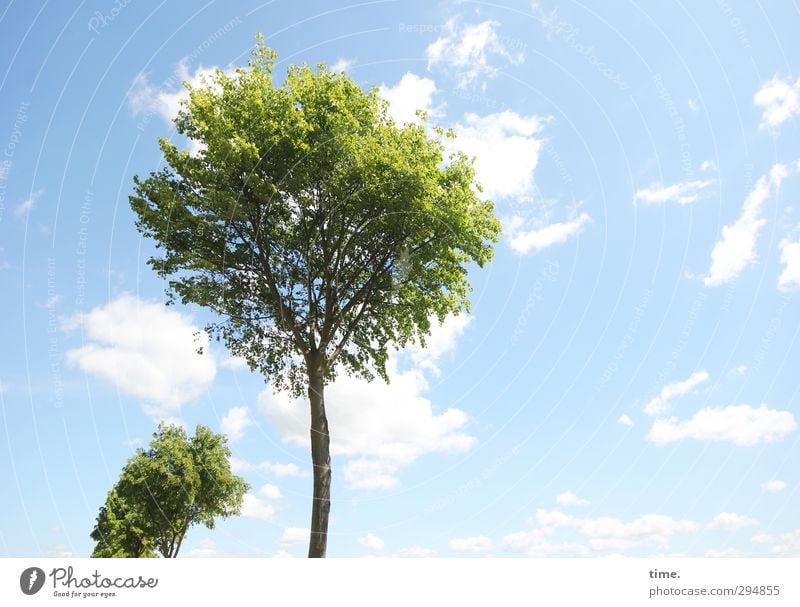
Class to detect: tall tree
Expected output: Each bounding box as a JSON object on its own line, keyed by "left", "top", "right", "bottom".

{"left": 129, "top": 37, "right": 501, "bottom": 557}
{"left": 90, "top": 424, "right": 248, "bottom": 558}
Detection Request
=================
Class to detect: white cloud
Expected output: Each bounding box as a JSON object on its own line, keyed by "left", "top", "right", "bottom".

{"left": 63, "top": 294, "right": 216, "bottom": 420}
{"left": 448, "top": 535, "right": 493, "bottom": 553}
{"left": 127, "top": 73, "right": 161, "bottom": 117}
{"left": 396, "top": 546, "right": 437, "bottom": 557}
{"left": 617, "top": 414, "right": 634, "bottom": 427}
{"left": 751, "top": 533, "right": 774, "bottom": 545}
{"left": 646, "top": 404, "right": 797, "bottom": 446}
{"left": 731, "top": 364, "right": 748, "bottom": 375}
{"left": 279, "top": 527, "right": 310, "bottom": 545}
{"left": 768, "top": 529, "right": 800, "bottom": 556}
{"left": 761, "top": 479, "right": 787, "bottom": 493}
{"left": 754, "top": 75, "right": 800, "bottom": 130}
{"left": 705, "top": 163, "right": 792, "bottom": 287}
{"left": 556, "top": 490, "right": 590, "bottom": 507}
{"left": 476, "top": 506, "right": 780, "bottom": 556}
{"left": 508, "top": 213, "right": 591, "bottom": 254}
{"left": 535, "top": 509, "right": 698, "bottom": 551}
{"left": 330, "top": 57, "right": 355, "bottom": 72}
{"left": 708, "top": 512, "right": 758, "bottom": 530}
{"left": 228, "top": 457, "right": 250, "bottom": 473}
{"left": 261, "top": 461, "right": 304, "bottom": 478}
{"left": 687, "top": 98, "right": 701, "bottom": 112}
{"left": 643, "top": 371, "right": 709, "bottom": 417}
{"left": 357, "top": 532, "right": 385, "bottom": 552}
{"left": 259, "top": 315, "right": 475, "bottom": 490}
{"left": 229, "top": 457, "right": 305, "bottom": 478}
{"left": 42, "top": 544, "right": 74, "bottom": 558}
{"left": 0, "top": 382, "right": 8, "bottom": 394}
{"left": 221, "top": 355, "right": 249, "bottom": 370}
{"left": 344, "top": 459, "right": 401, "bottom": 490}
{"left": 447, "top": 110, "right": 545, "bottom": 200}
{"left": 159, "top": 415, "right": 187, "bottom": 430}
{"left": 128, "top": 59, "right": 223, "bottom": 125}
{"left": 589, "top": 538, "right": 638, "bottom": 552}
{"left": 699, "top": 160, "right": 718, "bottom": 173}
{"left": 45, "top": 295, "right": 61, "bottom": 309}
{"left": 240, "top": 492, "right": 277, "bottom": 522}
{"left": 705, "top": 548, "right": 743, "bottom": 557}
{"left": 426, "top": 19, "right": 524, "bottom": 88}
{"left": 187, "top": 538, "right": 219, "bottom": 558}
{"left": 778, "top": 235, "right": 800, "bottom": 291}
{"left": 220, "top": 406, "right": 253, "bottom": 442}
{"left": 14, "top": 189, "right": 43, "bottom": 217}
{"left": 406, "top": 314, "right": 471, "bottom": 375}
{"left": 277, "top": 527, "right": 310, "bottom": 555}
{"left": 378, "top": 73, "right": 440, "bottom": 125}
{"left": 501, "top": 527, "right": 590, "bottom": 556}
{"left": 634, "top": 179, "right": 716, "bottom": 205}
{"left": 258, "top": 483, "right": 283, "bottom": 500}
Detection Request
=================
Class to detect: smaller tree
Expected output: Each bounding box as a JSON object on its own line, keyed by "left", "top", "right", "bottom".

{"left": 90, "top": 424, "right": 249, "bottom": 558}
{"left": 90, "top": 488, "right": 157, "bottom": 558}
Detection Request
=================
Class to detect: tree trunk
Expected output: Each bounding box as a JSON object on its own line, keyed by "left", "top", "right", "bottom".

{"left": 307, "top": 365, "right": 331, "bottom": 557}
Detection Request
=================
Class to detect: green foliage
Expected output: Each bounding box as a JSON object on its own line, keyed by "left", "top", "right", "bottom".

{"left": 90, "top": 424, "right": 249, "bottom": 558}
{"left": 129, "top": 35, "right": 502, "bottom": 396}
{"left": 129, "top": 36, "right": 500, "bottom": 556}
{"left": 90, "top": 488, "right": 157, "bottom": 558}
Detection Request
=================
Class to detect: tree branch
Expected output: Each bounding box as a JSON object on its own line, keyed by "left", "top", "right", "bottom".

{"left": 228, "top": 213, "right": 310, "bottom": 356}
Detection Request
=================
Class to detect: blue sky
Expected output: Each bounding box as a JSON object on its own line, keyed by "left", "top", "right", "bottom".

{"left": 1, "top": 0, "right": 799, "bottom": 558}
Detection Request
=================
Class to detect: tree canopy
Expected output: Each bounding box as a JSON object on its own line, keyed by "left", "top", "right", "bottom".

{"left": 90, "top": 424, "right": 248, "bottom": 558}
{"left": 90, "top": 488, "right": 158, "bottom": 558}
{"left": 129, "top": 36, "right": 501, "bottom": 556}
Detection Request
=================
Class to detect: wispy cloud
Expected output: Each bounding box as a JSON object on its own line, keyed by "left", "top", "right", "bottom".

{"left": 228, "top": 457, "right": 305, "bottom": 478}
{"left": 330, "top": 57, "right": 355, "bottom": 72}
{"left": 127, "top": 59, "right": 227, "bottom": 125}
{"left": 644, "top": 371, "right": 709, "bottom": 417}
{"left": 508, "top": 213, "right": 591, "bottom": 254}
{"left": 426, "top": 18, "right": 524, "bottom": 89}
{"left": 14, "top": 189, "right": 44, "bottom": 217}
{"left": 633, "top": 179, "right": 716, "bottom": 205}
